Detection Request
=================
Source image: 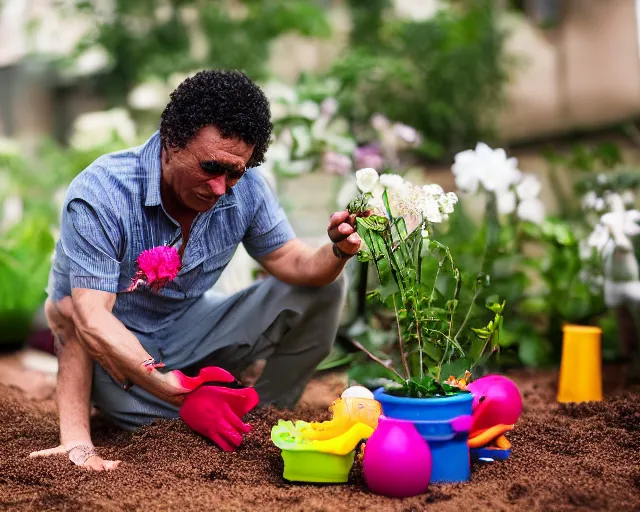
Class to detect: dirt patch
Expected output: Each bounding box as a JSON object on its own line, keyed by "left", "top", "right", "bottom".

{"left": 1, "top": 367, "right": 639, "bottom": 511}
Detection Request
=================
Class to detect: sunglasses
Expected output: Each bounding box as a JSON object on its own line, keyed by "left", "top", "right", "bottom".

{"left": 200, "top": 160, "right": 245, "bottom": 180}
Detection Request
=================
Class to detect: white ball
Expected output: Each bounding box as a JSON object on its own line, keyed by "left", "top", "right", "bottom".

{"left": 341, "top": 385, "right": 374, "bottom": 400}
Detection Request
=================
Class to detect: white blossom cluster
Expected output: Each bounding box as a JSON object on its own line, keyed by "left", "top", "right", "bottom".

{"left": 69, "top": 108, "right": 137, "bottom": 151}
{"left": 355, "top": 168, "right": 457, "bottom": 227}
{"left": 581, "top": 188, "right": 635, "bottom": 213}
{"left": 260, "top": 82, "right": 356, "bottom": 178}
{"left": 451, "top": 142, "right": 545, "bottom": 225}
{"left": 582, "top": 192, "right": 640, "bottom": 257}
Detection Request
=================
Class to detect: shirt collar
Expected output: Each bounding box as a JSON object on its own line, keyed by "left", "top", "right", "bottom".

{"left": 141, "top": 130, "right": 238, "bottom": 210}
{"left": 142, "top": 131, "right": 163, "bottom": 207}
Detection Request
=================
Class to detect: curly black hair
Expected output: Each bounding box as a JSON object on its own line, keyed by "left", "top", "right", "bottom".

{"left": 160, "top": 69, "right": 272, "bottom": 168}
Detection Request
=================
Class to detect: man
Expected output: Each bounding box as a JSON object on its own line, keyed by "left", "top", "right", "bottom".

{"left": 30, "top": 70, "right": 361, "bottom": 470}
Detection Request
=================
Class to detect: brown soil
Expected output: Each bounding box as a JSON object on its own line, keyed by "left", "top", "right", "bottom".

{"left": 1, "top": 366, "right": 639, "bottom": 512}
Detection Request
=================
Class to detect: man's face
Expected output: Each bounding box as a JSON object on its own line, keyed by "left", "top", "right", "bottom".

{"left": 162, "top": 125, "right": 255, "bottom": 213}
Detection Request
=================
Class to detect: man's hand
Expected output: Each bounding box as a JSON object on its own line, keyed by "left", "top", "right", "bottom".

{"left": 29, "top": 444, "right": 121, "bottom": 471}
{"left": 327, "top": 210, "right": 364, "bottom": 258}
{"left": 177, "top": 367, "right": 259, "bottom": 451}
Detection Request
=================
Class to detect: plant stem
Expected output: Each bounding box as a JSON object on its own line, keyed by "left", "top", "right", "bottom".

{"left": 393, "top": 295, "right": 410, "bottom": 379}
{"left": 409, "top": 293, "right": 424, "bottom": 380}
{"left": 454, "top": 286, "right": 482, "bottom": 344}
{"left": 351, "top": 339, "right": 406, "bottom": 382}
{"left": 382, "top": 234, "right": 407, "bottom": 301}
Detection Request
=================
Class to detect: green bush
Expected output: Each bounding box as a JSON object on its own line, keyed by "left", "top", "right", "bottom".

{"left": 332, "top": 0, "right": 511, "bottom": 160}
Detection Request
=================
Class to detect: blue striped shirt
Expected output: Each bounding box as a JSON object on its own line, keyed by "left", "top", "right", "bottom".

{"left": 48, "top": 131, "right": 295, "bottom": 333}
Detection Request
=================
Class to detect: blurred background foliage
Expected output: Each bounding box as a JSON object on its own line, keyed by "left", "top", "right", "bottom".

{"left": 60, "top": 0, "right": 332, "bottom": 103}
{"left": 334, "top": 0, "right": 510, "bottom": 159}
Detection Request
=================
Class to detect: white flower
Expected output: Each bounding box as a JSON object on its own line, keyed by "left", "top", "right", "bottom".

{"left": 270, "top": 102, "right": 288, "bottom": 121}
{"left": 393, "top": 123, "right": 420, "bottom": 145}
{"left": 621, "top": 190, "right": 636, "bottom": 206}
{"left": 435, "top": 191, "right": 458, "bottom": 217}
{"left": 168, "top": 70, "right": 199, "bottom": 90}
{"left": 515, "top": 173, "right": 542, "bottom": 200}
{"left": 261, "top": 81, "right": 297, "bottom": 104}
{"left": 588, "top": 193, "right": 640, "bottom": 254}
{"left": 442, "top": 192, "right": 459, "bottom": 214}
{"left": 128, "top": 81, "right": 169, "bottom": 110}
{"left": 286, "top": 159, "right": 314, "bottom": 175}
{"left": 579, "top": 239, "right": 593, "bottom": 260}
{"left": 368, "top": 184, "right": 387, "bottom": 214}
{"left": 605, "top": 192, "right": 624, "bottom": 211}
{"left": 421, "top": 228, "right": 429, "bottom": 239}
{"left": 517, "top": 198, "right": 545, "bottom": 224}
{"left": 320, "top": 97, "right": 339, "bottom": 117}
{"left": 356, "top": 168, "right": 380, "bottom": 193}
{"left": 422, "top": 184, "right": 444, "bottom": 196}
{"left": 379, "top": 173, "right": 405, "bottom": 191}
{"left": 594, "top": 198, "right": 606, "bottom": 212}
{"left": 421, "top": 195, "right": 443, "bottom": 223}
{"left": 72, "top": 46, "right": 111, "bottom": 76}
{"left": 69, "top": 108, "right": 137, "bottom": 150}
{"left": 1, "top": 195, "right": 23, "bottom": 232}
{"left": 291, "top": 126, "right": 312, "bottom": 157}
{"left": 452, "top": 142, "right": 521, "bottom": 195}
{"left": 371, "top": 114, "right": 390, "bottom": 131}
{"left": 321, "top": 133, "right": 357, "bottom": 155}
{"left": 587, "top": 223, "right": 610, "bottom": 253}
{"left": 581, "top": 191, "right": 598, "bottom": 210}
{"left": 265, "top": 141, "right": 291, "bottom": 166}
{"left": 296, "top": 101, "right": 321, "bottom": 120}
{"left": 601, "top": 209, "right": 640, "bottom": 237}
{"left": 451, "top": 149, "right": 480, "bottom": 194}
{"left": 497, "top": 190, "right": 516, "bottom": 215}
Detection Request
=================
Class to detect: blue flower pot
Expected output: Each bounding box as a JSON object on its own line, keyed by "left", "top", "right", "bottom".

{"left": 373, "top": 389, "right": 473, "bottom": 483}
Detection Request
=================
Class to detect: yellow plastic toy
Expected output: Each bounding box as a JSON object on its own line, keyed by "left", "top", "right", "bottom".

{"left": 296, "top": 386, "right": 382, "bottom": 441}
{"left": 271, "top": 386, "right": 381, "bottom": 483}
{"left": 557, "top": 324, "right": 603, "bottom": 403}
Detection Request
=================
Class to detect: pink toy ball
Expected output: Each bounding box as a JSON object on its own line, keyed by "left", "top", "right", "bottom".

{"left": 467, "top": 375, "right": 522, "bottom": 434}
{"left": 363, "top": 415, "right": 432, "bottom": 498}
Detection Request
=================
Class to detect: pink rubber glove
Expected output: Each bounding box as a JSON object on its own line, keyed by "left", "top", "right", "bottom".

{"left": 176, "top": 367, "right": 259, "bottom": 452}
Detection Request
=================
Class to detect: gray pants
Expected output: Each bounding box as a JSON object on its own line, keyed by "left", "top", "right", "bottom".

{"left": 92, "top": 274, "right": 347, "bottom": 429}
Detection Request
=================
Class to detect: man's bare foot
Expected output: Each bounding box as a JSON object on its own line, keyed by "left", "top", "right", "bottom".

{"left": 29, "top": 445, "right": 121, "bottom": 471}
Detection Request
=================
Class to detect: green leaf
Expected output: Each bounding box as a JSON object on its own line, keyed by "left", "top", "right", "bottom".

{"left": 440, "top": 359, "right": 472, "bottom": 380}
{"left": 380, "top": 280, "right": 400, "bottom": 299}
{"left": 486, "top": 300, "right": 505, "bottom": 314}
{"left": 357, "top": 215, "right": 389, "bottom": 232}
{"left": 356, "top": 249, "right": 371, "bottom": 263}
{"left": 382, "top": 189, "right": 394, "bottom": 220}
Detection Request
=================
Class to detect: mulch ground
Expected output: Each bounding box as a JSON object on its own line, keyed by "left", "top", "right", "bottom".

{"left": 1, "top": 366, "right": 639, "bottom": 512}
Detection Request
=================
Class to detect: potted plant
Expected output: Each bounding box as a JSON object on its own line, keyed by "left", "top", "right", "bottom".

{"left": 346, "top": 168, "right": 505, "bottom": 483}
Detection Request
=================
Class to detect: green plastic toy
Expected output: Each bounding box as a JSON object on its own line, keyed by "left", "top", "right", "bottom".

{"left": 271, "top": 419, "right": 373, "bottom": 483}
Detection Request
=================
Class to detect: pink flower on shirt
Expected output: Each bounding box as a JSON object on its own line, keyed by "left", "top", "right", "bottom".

{"left": 126, "top": 245, "right": 182, "bottom": 292}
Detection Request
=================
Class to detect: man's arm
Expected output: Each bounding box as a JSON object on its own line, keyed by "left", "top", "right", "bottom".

{"left": 70, "top": 288, "right": 187, "bottom": 405}
{"left": 259, "top": 210, "right": 362, "bottom": 287}
{"left": 29, "top": 298, "right": 121, "bottom": 471}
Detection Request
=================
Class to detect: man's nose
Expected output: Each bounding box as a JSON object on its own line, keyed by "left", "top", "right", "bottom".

{"left": 206, "top": 174, "right": 227, "bottom": 196}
